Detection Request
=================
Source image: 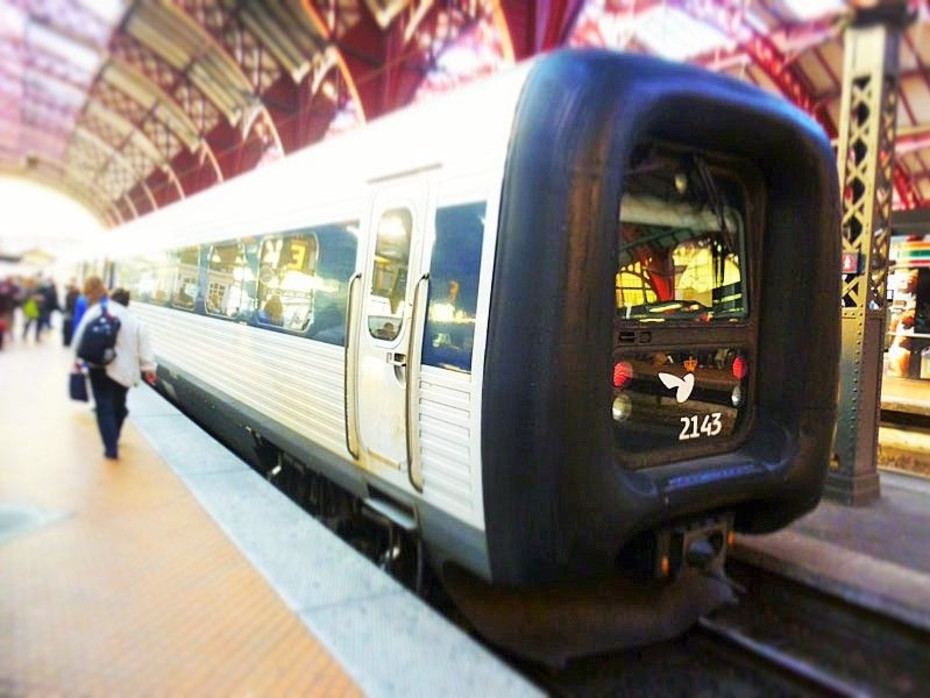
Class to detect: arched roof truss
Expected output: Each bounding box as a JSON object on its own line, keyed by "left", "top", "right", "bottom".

{"left": 1, "top": 0, "right": 352, "bottom": 224}
{"left": 299, "top": 0, "right": 500, "bottom": 122}
{"left": 2, "top": 0, "right": 930, "bottom": 226}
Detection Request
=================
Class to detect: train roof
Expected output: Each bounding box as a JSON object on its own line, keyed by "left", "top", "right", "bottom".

{"left": 72, "top": 58, "right": 535, "bottom": 262}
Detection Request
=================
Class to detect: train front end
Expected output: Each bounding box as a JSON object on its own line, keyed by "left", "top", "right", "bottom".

{"left": 480, "top": 50, "right": 840, "bottom": 591}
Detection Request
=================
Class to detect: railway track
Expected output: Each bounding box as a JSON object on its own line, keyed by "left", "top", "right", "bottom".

{"left": 709, "top": 561, "right": 928, "bottom": 695}
{"left": 693, "top": 617, "right": 869, "bottom": 697}
{"left": 510, "top": 560, "right": 929, "bottom": 697}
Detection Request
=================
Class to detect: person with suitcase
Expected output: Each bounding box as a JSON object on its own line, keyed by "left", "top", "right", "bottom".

{"left": 72, "top": 277, "right": 157, "bottom": 460}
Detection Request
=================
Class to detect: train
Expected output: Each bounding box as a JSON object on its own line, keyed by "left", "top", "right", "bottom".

{"left": 69, "top": 49, "right": 840, "bottom": 661}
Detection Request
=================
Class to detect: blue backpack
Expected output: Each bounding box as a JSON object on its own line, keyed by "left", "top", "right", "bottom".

{"left": 76, "top": 299, "right": 121, "bottom": 366}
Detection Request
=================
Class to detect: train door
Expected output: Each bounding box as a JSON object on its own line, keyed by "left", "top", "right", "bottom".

{"left": 352, "top": 178, "right": 430, "bottom": 475}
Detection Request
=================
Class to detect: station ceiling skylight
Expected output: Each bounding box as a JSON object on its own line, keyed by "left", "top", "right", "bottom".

{"left": 781, "top": 0, "right": 848, "bottom": 21}
{"left": 634, "top": 6, "right": 733, "bottom": 61}
{"left": 1, "top": 0, "right": 929, "bottom": 231}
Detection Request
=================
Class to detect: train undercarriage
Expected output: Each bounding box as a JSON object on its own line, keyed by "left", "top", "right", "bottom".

{"left": 254, "top": 435, "right": 739, "bottom": 667}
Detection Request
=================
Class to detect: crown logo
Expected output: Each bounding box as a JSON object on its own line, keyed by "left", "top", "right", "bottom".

{"left": 683, "top": 356, "right": 698, "bottom": 373}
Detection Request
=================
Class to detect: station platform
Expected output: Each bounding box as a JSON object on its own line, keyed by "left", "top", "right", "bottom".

{"left": 0, "top": 337, "right": 537, "bottom": 696}
{"left": 881, "top": 373, "right": 930, "bottom": 418}
{"left": 3, "top": 336, "right": 930, "bottom": 695}
{"left": 880, "top": 373, "right": 930, "bottom": 476}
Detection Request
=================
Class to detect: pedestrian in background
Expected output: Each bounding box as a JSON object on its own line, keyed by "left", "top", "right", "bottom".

{"left": 110, "top": 287, "right": 130, "bottom": 307}
{"left": 72, "top": 277, "right": 157, "bottom": 460}
{"left": 62, "top": 280, "right": 80, "bottom": 346}
{"left": 39, "top": 277, "right": 60, "bottom": 334}
{"left": 20, "top": 278, "right": 44, "bottom": 342}
{"left": 72, "top": 287, "right": 88, "bottom": 335}
{"left": 0, "top": 276, "right": 16, "bottom": 350}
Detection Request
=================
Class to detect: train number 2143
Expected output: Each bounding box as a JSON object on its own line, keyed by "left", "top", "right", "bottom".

{"left": 679, "top": 413, "right": 723, "bottom": 441}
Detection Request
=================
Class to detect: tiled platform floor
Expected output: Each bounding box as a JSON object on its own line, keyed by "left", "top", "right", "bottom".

{"left": 0, "top": 334, "right": 358, "bottom": 695}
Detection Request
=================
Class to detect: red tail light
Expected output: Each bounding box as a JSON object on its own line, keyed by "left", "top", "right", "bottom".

{"left": 732, "top": 355, "right": 748, "bottom": 380}
{"left": 613, "top": 361, "right": 633, "bottom": 388}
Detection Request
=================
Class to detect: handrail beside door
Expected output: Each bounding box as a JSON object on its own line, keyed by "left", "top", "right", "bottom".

{"left": 344, "top": 272, "right": 362, "bottom": 460}
{"left": 406, "top": 273, "right": 429, "bottom": 492}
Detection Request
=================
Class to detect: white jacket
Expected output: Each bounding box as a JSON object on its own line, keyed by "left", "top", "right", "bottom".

{"left": 73, "top": 300, "right": 157, "bottom": 388}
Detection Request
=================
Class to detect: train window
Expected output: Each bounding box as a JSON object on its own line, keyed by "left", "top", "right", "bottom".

{"left": 616, "top": 171, "right": 747, "bottom": 323}
{"left": 368, "top": 208, "right": 412, "bottom": 341}
{"left": 422, "top": 202, "right": 486, "bottom": 373}
{"left": 171, "top": 247, "right": 200, "bottom": 311}
{"left": 113, "top": 254, "right": 160, "bottom": 304}
{"left": 306, "top": 222, "right": 359, "bottom": 346}
{"left": 116, "top": 253, "right": 173, "bottom": 306}
{"left": 112, "top": 258, "right": 136, "bottom": 295}
{"left": 206, "top": 242, "right": 251, "bottom": 318}
{"left": 256, "top": 233, "right": 319, "bottom": 331}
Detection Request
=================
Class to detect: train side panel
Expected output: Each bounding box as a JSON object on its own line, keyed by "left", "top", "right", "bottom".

{"left": 89, "top": 66, "right": 532, "bottom": 579}
{"left": 138, "top": 306, "right": 348, "bottom": 455}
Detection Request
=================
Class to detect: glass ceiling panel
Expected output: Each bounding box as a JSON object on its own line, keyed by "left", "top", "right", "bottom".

{"left": 26, "top": 21, "right": 102, "bottom": 74}
{"left": 634, "top": 7, "right": 733, "bottom": 61}
{"left": 81, "top": 0, "right": 126, "bottom": 24}
{"left": 0, "top": 4, "right": 22, "bottom": 38}
{"left": 781, "top": 0, "right": 847, "bottom": 22}
{"left": 0, "top": 0, "right": 120, "bottom": 184}
{"left": 25, "top": 70, "right": 88, "bottom": 108}
{"left": 0, "top": 69, "right": 22, "bottom": 98}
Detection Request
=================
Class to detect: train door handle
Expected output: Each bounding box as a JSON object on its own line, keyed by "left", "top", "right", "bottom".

{"left": 387, "top": 352, "right": 407, "bottom": 367}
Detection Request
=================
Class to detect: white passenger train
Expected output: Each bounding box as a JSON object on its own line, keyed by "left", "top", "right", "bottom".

{"left": 71, "top": 49, "right": 841, "bottom": 653}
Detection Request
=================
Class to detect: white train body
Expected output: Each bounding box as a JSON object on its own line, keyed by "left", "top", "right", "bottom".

{"left": 70, "top": 50, "right": 841, "bottom": 589}
{"left": 105, "top": 63, "right": 528, "bottom": 537}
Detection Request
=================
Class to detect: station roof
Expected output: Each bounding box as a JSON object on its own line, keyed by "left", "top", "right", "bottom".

{"left": 0, "top": 0, "right": 928, "bottom": 227}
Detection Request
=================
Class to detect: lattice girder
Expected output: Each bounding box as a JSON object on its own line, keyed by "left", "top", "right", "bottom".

{"left": 302, "top": 0, "right": 488, "bottom": 122}
{"left": 831, "top": 9, "right": 911, "bottom": 506}
{"left": 173, "top": 0, "right": 285, "bottom": 166}
{"left": 110, "top": 33, "right": 223, "bottom": 136}
{"left": 839, "top": 58, "right": 901, "bottom": 310}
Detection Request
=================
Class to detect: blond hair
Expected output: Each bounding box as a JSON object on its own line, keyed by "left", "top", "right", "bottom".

{"left": 82, "top": 276, "right": 109, "bottom": 306}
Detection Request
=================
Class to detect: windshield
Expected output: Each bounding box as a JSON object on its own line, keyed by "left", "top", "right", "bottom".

{"left": 616, "top": 159, "right": 748, "bottom": 323}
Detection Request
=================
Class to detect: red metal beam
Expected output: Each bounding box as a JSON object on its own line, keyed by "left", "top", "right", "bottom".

{"left": 495, "top": 0, "right": 587, "bottom": 60}
{"left": 299, "top": 2, "right": 495, "bottom": 122}
{"left": 170, "top": 146, "right": 220, "bottom": 197}
{"left": 300, "top": 1, "right": 427, "bottom": 121}
{"left": 261, "top": 72, "right": 343, "bottom": 153}
{"left": 143, "top": 166, "right": 181, "bottom": 209}
{"left": 895, "top": 163, "right": 921, "bottom": 210}
{"left": 897, "top": 126, "right": 930, "bottom": 153}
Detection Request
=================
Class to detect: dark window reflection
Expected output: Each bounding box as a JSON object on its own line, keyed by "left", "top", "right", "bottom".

{"left": 422, "top": 202, "right": 486, "bottom": 373}
{"left": 368, "top": 208, "right": 412, "bottom": 342}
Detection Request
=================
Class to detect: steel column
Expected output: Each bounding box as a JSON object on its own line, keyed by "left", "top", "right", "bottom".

{"left": 829, "top": 5, "right": 911, "bottom": 505}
